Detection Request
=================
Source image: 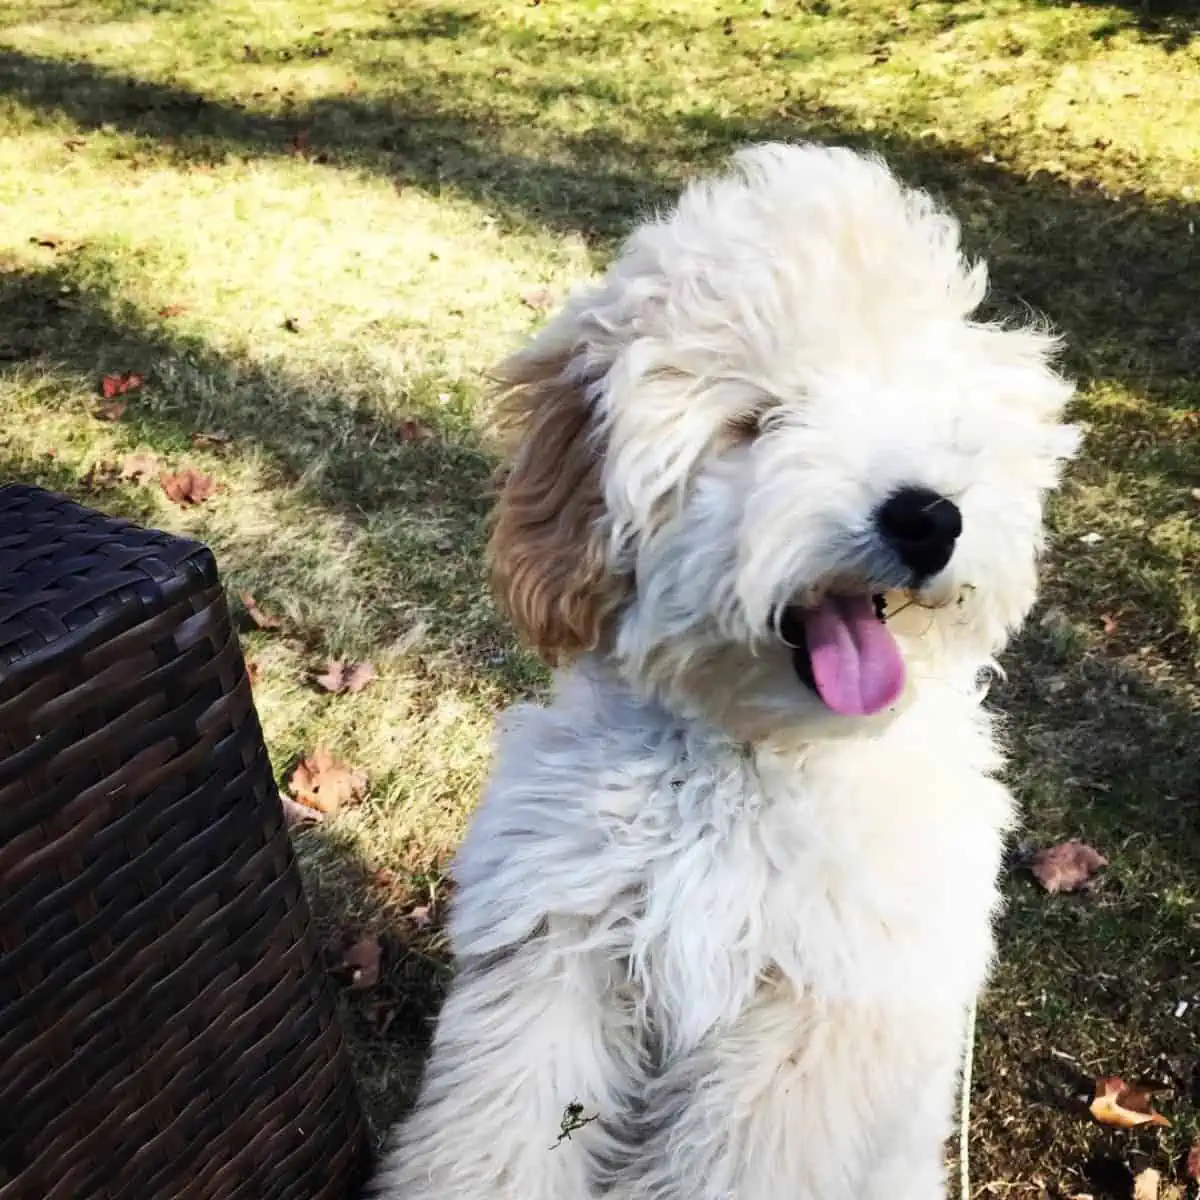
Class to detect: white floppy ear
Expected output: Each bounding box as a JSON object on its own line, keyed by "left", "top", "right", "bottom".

{"left": 487, "top": 315, "right": 631, "bottom": 666}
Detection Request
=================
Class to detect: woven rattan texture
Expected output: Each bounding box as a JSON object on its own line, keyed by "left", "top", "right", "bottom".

{"left": 0, "top": 486, "right": 368, "bottom": 1200}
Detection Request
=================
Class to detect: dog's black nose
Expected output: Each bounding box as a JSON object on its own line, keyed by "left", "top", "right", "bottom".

{"left": 876, "top": 486, "right": 962, "bottom": 579}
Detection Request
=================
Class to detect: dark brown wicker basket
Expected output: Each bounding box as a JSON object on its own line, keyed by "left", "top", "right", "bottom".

{"left": 0, "top": 485, "right": 369, "bottom": 1200}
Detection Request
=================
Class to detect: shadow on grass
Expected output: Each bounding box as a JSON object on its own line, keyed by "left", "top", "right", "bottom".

{"left": 291, "top": 821, "right": 452, "bottom": 1135}
{"left": 1037, "top": 0, "right": 1200, "bottom": 49}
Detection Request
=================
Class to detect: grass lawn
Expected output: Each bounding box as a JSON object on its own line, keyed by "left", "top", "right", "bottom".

{"left": 1, "top": 0, "right": 1198, "bottom": 1193}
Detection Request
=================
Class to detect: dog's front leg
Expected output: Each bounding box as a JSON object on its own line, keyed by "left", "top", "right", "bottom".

{"left": 607, "top": 987, "right": 958, "bottom": 1200}
{"left": 368, "top": 927, "right": 634, "bottom": 1200}
{"left": 859, "top": 1047, "right": 960, "bottom": 1200}
{"left": 861, "top": 1155, "right": 948, "bottom": 1200}
{"left": 605, "top": 988, "right": 864, "bottom": 1200}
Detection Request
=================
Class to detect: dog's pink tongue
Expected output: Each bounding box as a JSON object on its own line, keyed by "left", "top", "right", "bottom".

{"left": 803, "top": 596, "right": 905, "bottom": 716}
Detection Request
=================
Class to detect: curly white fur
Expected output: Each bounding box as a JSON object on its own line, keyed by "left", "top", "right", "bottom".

{"left": 368, "top": 143, "right": 1078, "bottom": 1200}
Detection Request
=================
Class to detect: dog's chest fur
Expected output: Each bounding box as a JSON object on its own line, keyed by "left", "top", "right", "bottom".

{"left": 452, "top": 668, "right": 1016, "bottom": 1058}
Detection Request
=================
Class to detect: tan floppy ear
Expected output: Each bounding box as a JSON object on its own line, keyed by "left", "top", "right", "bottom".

{"left": 487, "top": 334, "right": 626, "bottom": 665}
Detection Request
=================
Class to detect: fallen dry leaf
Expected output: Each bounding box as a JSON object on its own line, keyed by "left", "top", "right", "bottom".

{"left": 1030, "top": 840, "right": 1108, "bottom": 894}
{"left": 159, "top": 468, "right": 216, "bottom": 506}
{"left": 289, "top": 747, "right": 368, "bottom": 816}
{"left": 314, "top": 660, "right": 345, "bottom": 692}
{"left": 396, "top": 417, "right": 430, "bottom": 443}
{"left": 1133, "top": 1168, "right": 1161, "bottom": 1200}
{"left": 92, "top": 400, "right": 127, "bottom": 422}
{"left": 31, "top": 233, "right": 66, "bottom": 250}
{"left": 341, "top": 934, "right": 381, "bottom": 989}
{"left": 520, "top": 285, "right": 553, "bottom": 312}
{"left": 245, "top": 659, "right": 264, "bottom": 686}
{"left": 1089, "top": 1076, "right": 1171, "bottom": 1130}
{"left": 282, "top": 794, "right": 323, "bottom": 828}
{"left": 158, "top": 303, "right": 187, "bottom": 318}
{"left": 101, "top": 372, "right": 143, "bottom": 399}
{"left": 314, "top": 659, "right": 376, "bottom": 695}
{"left": 371, "top": 867, "right": 399, "bottom": 895}
{"left": 240, "top": 592, "right": 282, "bottom": 631}
{"left": 120, "top": 451, "right": 160, "bottom": 482}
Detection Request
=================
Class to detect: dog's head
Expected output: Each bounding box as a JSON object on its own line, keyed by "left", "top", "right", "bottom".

{"left": 490, "top": 144, "right": 1078, "bottom": 739}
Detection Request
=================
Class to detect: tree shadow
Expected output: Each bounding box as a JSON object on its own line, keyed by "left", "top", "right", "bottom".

{"left": 1037, "top": 0, "right": 1200, "bottom": 49}
{"left": 0, "top": 45, "right": 670, "bottom": 247}
{"left": 290, "top": 822, "right": 451, "bottom": 1137}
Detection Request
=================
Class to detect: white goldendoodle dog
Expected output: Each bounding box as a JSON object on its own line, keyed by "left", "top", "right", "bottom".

{"left": 370, "top": 143, "right": 1078, "bottom": 1200}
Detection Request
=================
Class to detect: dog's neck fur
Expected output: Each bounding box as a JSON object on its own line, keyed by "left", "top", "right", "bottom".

{"left": 570, "top": 648, "right": 999, "bottom": 765}
{"left": 454, "top": 652, "right": 1014, "bottom": 1061}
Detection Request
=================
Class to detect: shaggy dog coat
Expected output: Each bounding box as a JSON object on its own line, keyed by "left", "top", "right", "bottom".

{"left": 370, "top": 143, "right": 1078, "bottom": 1200}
